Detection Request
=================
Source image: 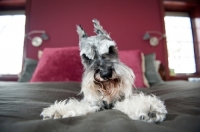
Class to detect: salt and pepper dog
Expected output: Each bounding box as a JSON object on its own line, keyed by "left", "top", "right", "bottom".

{"left": 41, "top": 19, "right": 167, "bottom": 123}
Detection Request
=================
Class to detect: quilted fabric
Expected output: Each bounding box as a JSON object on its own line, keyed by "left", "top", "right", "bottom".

{"left": 30, "top": 47, "right": 83, "bottom": 82}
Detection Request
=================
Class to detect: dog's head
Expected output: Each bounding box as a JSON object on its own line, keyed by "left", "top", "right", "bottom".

{"left": 77, "top": 19, "right": 134, "bottom": 104}
{"left": 77, "top": 19, "right": 118, "bottom": 78}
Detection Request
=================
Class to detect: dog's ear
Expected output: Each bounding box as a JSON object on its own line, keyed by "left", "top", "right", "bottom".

{"left": 76, "top": 25, "right": 88, "bottom": 38}
{"left": 92, "top": 19, "right": 110, "bottom": 37}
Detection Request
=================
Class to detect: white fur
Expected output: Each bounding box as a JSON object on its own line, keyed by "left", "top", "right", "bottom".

{"left": 41, "top": 99, "right": 100, "bottom": 119}
{"left": 92, "top": 19, "right": 110, "bottom": 38}
{"left": 98, "top": 39, "right": 116, "bottom": 55}
{"left": 76, "top": 25, "right": 86, "bottom": 38}
{"left": 113, "top": 93, "right": 167, "bottom": 122}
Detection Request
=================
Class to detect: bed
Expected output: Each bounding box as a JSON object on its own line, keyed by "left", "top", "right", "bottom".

{"left": 0, "top": 80, "right": 200, "bottom": 132}
{"left": 1, "top": 47, "right": 200, "bottom": 132}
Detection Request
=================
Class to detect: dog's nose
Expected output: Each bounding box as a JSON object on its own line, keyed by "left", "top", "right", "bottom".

{"left": 100, "top": 68, "right": 112, "bottom": 80}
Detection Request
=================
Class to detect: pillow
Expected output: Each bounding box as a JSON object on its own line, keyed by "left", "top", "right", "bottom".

{"left": 119, "top": 50, "right": 150, "bottom": 88}
{"left": 18, "top": 58, "right": 38, "bottom": 82}
{"left": 31, "top": 47, "right": 83, "bottom": 82}
{"left": 31, "top": 47, "right": 149, "bottom": 88}
{"left": 144, "top": 53, "right": 163, "bottom": 86}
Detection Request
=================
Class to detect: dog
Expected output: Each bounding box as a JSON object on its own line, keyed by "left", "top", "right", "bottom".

{"left": 41, "top": 19, "right": 167, "bottom": 123}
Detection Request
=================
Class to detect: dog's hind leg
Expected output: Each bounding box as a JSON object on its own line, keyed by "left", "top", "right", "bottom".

{"left": 41, "top": 99, "right": 100, "bottom": 120}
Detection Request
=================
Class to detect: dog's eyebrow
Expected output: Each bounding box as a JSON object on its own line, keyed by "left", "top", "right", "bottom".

{"left": 99, "top": 35, "right": 111, "bottom": 41}
{"left": 97, "top": 40, "right": 116, "bottom": 55}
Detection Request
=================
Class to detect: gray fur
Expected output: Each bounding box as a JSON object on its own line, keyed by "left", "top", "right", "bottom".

{"left": 77, "top": 19, "right": 118, "bottom": 80}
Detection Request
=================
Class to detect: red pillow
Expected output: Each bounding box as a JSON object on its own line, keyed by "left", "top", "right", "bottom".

{"left": 31, "top": 47, "right": 83, "bottom": 82}
{"left": 119, "top": 50, "right": 149, "bottom": 88}
{"left": 31, "top": 47, "right": 149, "bottom": 88}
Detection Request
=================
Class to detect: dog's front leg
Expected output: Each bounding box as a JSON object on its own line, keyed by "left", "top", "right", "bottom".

{"left": 101, "top": 100, "right": 114, "bottom": 110}
{"left": 41, "top": 99, "right": 100, "bottom": 120}
{"left": 113, "top": 93, "right": 167, "bottom": 123}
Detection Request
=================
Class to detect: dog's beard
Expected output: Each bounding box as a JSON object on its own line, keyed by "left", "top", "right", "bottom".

{"left": 93, "top": 71, "right": 121, "bottom": 98}
{"left": 81, "top": 62, "right": 134, "bottom": 105}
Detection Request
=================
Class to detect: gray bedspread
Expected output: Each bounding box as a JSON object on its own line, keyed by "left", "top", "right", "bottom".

{"left": 0, "top": 81, "right": 200, "bottom": 132}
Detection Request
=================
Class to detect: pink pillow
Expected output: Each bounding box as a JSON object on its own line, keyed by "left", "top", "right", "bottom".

{"left": 31, "top": 47, "right": 83, "bottom": 82}
{"left": 119, "top": 50, "right": 149, "bottom": 88}
{"left": 31, "top": 47, "right": 149, "bottom": 88}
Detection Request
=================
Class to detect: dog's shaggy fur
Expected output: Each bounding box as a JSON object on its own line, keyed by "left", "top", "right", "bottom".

{"left": 41, "top": 19, "right": 167, "bottom": 123}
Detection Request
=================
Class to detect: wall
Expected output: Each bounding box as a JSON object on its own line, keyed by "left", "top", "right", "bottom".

{"left": 25, "top": 0, "right": 167, "bottom": 64}
{"left": 193, "top": 7, "right": 200, "bottom": 74}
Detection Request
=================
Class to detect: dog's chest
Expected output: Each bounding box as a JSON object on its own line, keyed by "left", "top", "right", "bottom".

{"left": 98, "top": 89, "right": 124, "bottom": 105}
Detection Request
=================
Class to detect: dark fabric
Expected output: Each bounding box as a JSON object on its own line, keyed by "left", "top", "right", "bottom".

{"left": 18, "top": 58, "right": 38, "bottom": 82}
{"left": 144, "top": 53, "right": 163, "bottom": 86}
{"left": 0, "top": 81, "right": 200, "bottom": 132}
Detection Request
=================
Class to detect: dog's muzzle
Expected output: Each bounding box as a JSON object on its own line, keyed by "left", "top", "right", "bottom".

{"left": 94, "top": 69, "right": 121, "bottom": 98}
{"left": 99, "top": 67, "right": 113, "bottom": 80}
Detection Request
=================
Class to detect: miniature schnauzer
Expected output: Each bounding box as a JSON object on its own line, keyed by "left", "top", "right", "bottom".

{"left": 41, "top": 19, "right": 167, "bottom": 123}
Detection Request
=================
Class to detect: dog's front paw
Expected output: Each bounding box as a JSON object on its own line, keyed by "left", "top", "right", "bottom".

{"left": 114, "top": 93, "right": 167, "bottom": 123}
{"left": 41, "top": 99, "right": 100, "bottom": 120}
{"left": 139, "top": 108, "right": 167, "bottom": 123}
{"left": 138, "top": 94, "right": 167, "bottom": 123}
{"left": 140, "top": 111, "right": 157, "bottom": 121}
{"left": 41, "top": 109, "right": 62, "bottom": 120}
{"left": 41, "top": 100, "right": 67, "bottom": 120}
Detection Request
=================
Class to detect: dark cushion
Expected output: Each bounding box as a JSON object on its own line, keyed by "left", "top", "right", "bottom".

{"left": 144, "top": 53, "right": 163, "bottom": 86}
{"left": 18, "top": 58, "right": 38, "bottom": 82}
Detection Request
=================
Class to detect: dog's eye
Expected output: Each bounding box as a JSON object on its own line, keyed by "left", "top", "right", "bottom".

{"left": 102, "top": 54, "right": 111, "bottom": 61}
{"left": 108, "top": 46, "right": 118, "bottom": 58}
{"left": 108, "top": 46, "right": 116, "bottom": 54}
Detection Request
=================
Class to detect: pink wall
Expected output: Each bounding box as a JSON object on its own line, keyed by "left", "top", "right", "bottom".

{"left": 26, "top": 0, "right": 167, "bottom": 64}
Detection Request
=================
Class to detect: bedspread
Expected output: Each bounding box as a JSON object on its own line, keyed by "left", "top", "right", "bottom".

{"left": 0, "top": 81, "right": 200, "bottom": 132}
